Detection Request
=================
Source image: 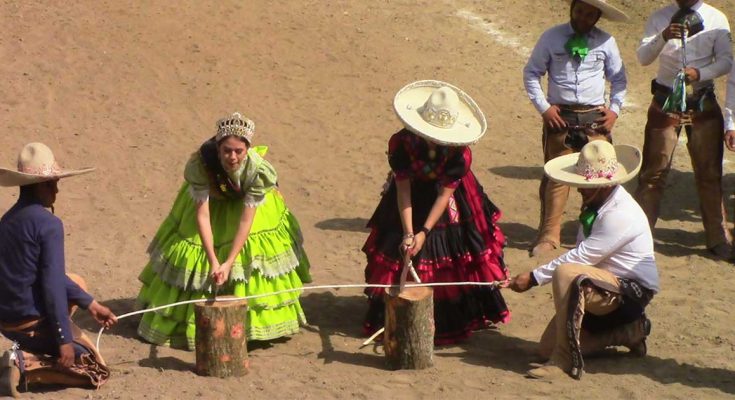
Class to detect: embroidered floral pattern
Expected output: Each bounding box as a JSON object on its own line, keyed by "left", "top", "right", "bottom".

{"left": 576, "top": 155, "right": 619, "bottom": 181}
{"left": 389, "top": 130, "right": 469, "bottom": 189}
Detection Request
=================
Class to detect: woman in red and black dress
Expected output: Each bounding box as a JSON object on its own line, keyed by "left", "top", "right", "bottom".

{"left": 362, "top": 81, "right": 510, "bottom": 345}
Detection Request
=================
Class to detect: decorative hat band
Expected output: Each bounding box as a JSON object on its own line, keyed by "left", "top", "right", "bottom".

{"left": 418, "top": 105, "right": 458, "bottom": 129}
{"left": 19, "top": 162, "right": 62, "bottom": 176}
{"left": 215, "top": 112, "right": 255, "bottom": 143}
{"left": 576, "top": 155, "right": 619, "bottom": 181}
{"left": 417, "top": 87, "right": 460, "bottom": 129}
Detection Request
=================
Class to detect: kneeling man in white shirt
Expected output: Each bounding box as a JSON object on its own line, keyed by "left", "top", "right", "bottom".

{"left": 507, "top": 140, "right": 660, "bottom": 381}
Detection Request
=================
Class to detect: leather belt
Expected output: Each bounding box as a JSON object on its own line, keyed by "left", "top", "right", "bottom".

{"left": 558, "top": 104, "right": 603, "bottom": 113}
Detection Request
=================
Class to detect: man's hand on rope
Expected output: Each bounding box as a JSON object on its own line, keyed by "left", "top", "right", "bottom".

{"left": 504, "top": 272, "right": 534, "bottom": 293}
{"left": 88, "top": 300, "right": 118, "bottom": 329}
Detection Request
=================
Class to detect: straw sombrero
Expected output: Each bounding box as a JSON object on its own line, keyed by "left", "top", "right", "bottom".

{"left": 393, "top": 80, "right": 487, "bottom": 146}
{"left": 567, "top": 0, "right": 629, "bottom": 23}
{"left": 0, "top": 142, "right": 95, "bottom": 187}
{"left": 544, "top": 141, "right": 641, "bottom": 188}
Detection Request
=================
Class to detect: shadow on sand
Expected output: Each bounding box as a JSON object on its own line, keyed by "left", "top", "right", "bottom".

{"left": 315, "top": 217, "right": 370, "bottom": 233}
{"left": 299, "top": 291, "right": 385, "bottom": 369}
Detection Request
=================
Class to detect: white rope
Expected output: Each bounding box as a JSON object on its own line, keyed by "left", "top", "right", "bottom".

{"left": 95, "top": 280, "right": 507, "bottom": 352}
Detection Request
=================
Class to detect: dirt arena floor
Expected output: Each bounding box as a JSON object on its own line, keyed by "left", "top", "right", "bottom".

{"left": 1, "top": 1, "right": 735, "bottom": 398}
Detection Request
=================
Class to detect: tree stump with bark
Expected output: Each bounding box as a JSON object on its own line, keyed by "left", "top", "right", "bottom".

{"left": 194, "top": 296, "right": 249, "bottom": 378}
{"left": 383, "top": 286, "right": 434, "bottom": 370}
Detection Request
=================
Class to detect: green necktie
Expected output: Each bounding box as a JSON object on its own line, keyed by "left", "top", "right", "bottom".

{"left": 579, "top": 208, "right": 598, "bottom": 238}
{"left": 565, "top": 34, "right": 589, "bottom": 60}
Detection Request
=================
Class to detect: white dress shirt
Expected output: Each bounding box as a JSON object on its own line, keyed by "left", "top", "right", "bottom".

{"left": 725, "top": 65, "right": 735, "bottom": 131}
{"left": 532, "top": 186, "right": 660, "bottom": 293}
{"left": 523, "top": 23, "right": 627, "bottom": 115}
{"left": 637, "top": 0, "right": 733, "bottom": 90}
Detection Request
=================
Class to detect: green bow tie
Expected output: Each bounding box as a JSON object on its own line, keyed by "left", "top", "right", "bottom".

{"left": 579, "top": 208, "right": 598, "bottom": 238}
{"left": 565, "top": 34, "right": 589, "bottom": 60}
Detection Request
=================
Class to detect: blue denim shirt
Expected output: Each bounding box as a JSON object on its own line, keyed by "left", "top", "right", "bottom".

{"left": 523, "top": 23, "right": 627, "bottom": 115}
{"left": 0, "top": 193, "right": 93, "bottom": 345}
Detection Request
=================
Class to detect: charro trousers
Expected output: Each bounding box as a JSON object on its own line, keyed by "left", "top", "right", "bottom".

{"left": 634, "top": 98, "right": 731, "bottom": 249}
{"left": 537, "top": 110, "right": 608, "bottom": 248}
{"left": 537, "top": 264, "right": 620, "bottom": 371}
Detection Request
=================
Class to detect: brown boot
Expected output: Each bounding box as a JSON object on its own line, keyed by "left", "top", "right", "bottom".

{"left": 586, "top": 316, "right": 651, "bottom": 357}
{"left": 624, "top": 317, "right": 651, "bottom": 357}
{"left": 0, "top": 350, "right": 20, "bottom": 398}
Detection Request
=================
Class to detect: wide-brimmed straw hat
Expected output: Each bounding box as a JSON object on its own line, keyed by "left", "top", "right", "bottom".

{"left": 544, "top": 140, "right": 641, "bottom": 188}
{"left": 393, "top": 80, "right": 487, "bottom": 146}
{"left": 0, "top": 143, "right": 94, "bottom": 187}
{"left": 567, "top": 0, "right": 629, "bottom": 23}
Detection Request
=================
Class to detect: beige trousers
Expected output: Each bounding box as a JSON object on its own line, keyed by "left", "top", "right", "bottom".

{"left": 537, "top": 263, "right": 620, "bottom": 371}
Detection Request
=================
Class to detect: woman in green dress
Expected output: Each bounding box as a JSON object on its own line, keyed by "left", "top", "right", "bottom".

{"left": 136, "top": 112, "right": 311, "bottom": 350}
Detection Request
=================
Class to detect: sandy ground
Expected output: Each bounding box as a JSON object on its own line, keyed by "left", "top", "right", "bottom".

{"left": 1, "top": 0, "right": 735, "bottom": 398}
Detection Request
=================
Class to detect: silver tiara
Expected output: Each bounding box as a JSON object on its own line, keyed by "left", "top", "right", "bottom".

{"left": 215, "top": 112, "right": 255, "bottom": 143}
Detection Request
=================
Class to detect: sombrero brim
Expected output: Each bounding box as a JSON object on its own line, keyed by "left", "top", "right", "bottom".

{"left": 567, "top": 0, "right": 629, "bottom": 23}
{"left": 393, "top": 80, "right": 487, "bottom": 146}
{"left": 0, "top": 167, "right": 95, "bottom": 187}
{"left": 544, "top": 144, "right": 641, "bottom": 188}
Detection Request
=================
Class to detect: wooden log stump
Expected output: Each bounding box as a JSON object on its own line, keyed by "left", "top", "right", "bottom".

{"left": 383, "top": 286, "right": 434, "bottom": 370}
{"left": 194, "top": 296, "right": 249, "bottom": 378}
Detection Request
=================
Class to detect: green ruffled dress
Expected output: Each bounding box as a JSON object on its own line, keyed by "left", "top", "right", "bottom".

{"left": 136, "top": 144, "right": 311, "bottom": 350}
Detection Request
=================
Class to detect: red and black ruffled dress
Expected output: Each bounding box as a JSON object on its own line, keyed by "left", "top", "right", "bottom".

{"left": 363, "top": 129, "right": 510, "bottom": 344}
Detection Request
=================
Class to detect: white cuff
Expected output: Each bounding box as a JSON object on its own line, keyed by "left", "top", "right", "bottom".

{"left": 188, "top": 186, "right": 209, "bottom": 203}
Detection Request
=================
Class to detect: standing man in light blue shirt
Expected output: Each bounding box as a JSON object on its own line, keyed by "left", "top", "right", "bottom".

{"left": 523, "top": 0, "right": 628, "bottom": 258}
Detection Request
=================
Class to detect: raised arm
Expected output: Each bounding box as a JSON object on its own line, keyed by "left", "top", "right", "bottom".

{"left": 637, "top": 14, "right": 667, "bottom": 66}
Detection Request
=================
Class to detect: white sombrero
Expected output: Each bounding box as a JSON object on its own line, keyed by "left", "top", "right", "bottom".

{"left": 567, "top": 0, "right": 629, "bottom": 22}
{"left": 393, "top": 80, "right": 487, "bottom": 146}
{"left": 544, "top": 140, "right": 641, "bottom": 188}
{"left": 0, "top": 142, "right": 95, "bottom": 187}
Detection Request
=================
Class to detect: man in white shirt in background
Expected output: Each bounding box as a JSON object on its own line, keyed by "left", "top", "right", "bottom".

{"left": 635, "top": 0, "right": 733, "bottom": 259}
{"left": 523, "top": 0, "right": 628, "bottom": 258}
{"left": 507, "top": 141, "right": 660, "bottom": 381}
